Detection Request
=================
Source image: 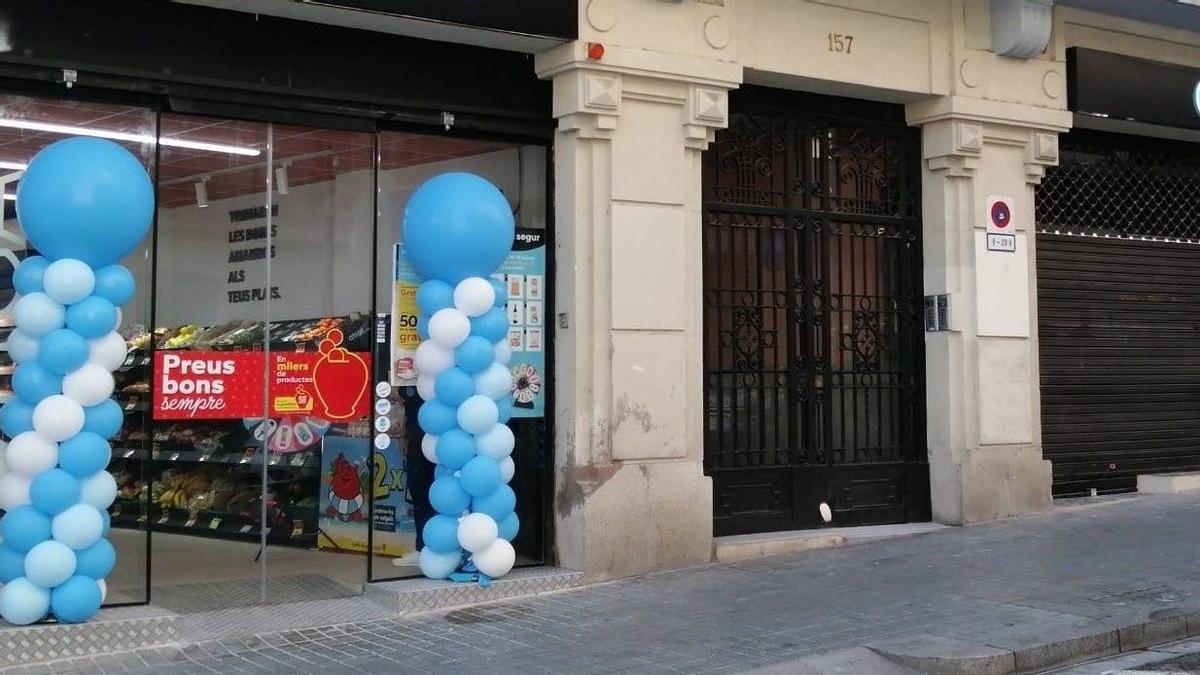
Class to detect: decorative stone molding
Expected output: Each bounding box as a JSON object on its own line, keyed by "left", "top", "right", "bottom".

{"left": 586, "top": 0, "right": 616, "bottom": 32}
{"left": 1025, "top": 130, "right": 1060, "bottom": 183}
{"left": 684, "top": 85, "right": 729, "bottom": 150}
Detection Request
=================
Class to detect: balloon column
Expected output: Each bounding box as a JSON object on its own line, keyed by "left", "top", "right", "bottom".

{"left": 404, "top": 173, "right": 519, "bottom": 581}
{"left": 0, "top": 138, "right": 153, "bottom": 624}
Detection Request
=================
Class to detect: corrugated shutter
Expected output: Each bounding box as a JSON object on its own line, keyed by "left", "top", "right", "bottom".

{"left": 1037, "top": 233, "right": 1200, "bottom": 495}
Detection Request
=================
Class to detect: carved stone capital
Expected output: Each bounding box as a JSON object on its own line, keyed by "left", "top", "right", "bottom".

{"left": 1025, "top": 131, "right": 1059, "bottom": 184}
{"left": 684, "top": 85, "right": 729, "bottom": 150}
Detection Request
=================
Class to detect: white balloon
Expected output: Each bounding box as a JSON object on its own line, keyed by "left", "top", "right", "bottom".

{"left": 113, "top": 307, "right": 123, "bottom": 332}
{"left": 428, "top": 308, "right": 471, "bottom": 349}
{"left": 413, "top": 341, "right": 454, "bottom": 378}
{"left": 88, "top": 332, "right": 128, "bottom": 371}
{"left": 0, "top": 441, "right": 7, "bottom": 477}
{"left": 416, "top": 374, "right": 437, "bottom": 402}
{"left": 453, "top": 277, "right": 495, "bottom": 318}
{"left": 421, "top": 434, "right": 439, "bottom": 464}
{"left": 62, "top": 363, "right": 115, "bottom": 407}
{"left": 32, "top": 395, "right": 85, "bottom": 442}
{"left": 52, "top": 504, "right": 104, "bottom": 550}
{"left": 97, "top": 579, "right": 107, "bottom": 602}
{"left": 79, "top": 470, "right": 118, "bottom": 510}
{"left": 0, "top": 473, "right": 31, "bottom": 510}
{"left": 457, "top": 512, "right": 499, "bottom": 553}
{"left": 476, "top": 424, "right": 515, "bottom": 460}
{"left": 6, "top": 330, "right": 40, "bottom": 364}
{"left": 6, "top": 432, "right": 58, "bottom": 477}
{"left": 456, "top": 395, "right": 499, "bottom": 435}
{"left": 475, "top": 363, "right": 513, "bottom": 400}
{"left": 42, "top": 259, "right": 96, "bottom": 305}
{"left": 500, "top": 456, "right": 515, "bottom": 484}
{"left": 494, "top": 339, "right": 512, "bottom": 366}
{"left": 472, "top": 539, "right": 515, "bottom": 578}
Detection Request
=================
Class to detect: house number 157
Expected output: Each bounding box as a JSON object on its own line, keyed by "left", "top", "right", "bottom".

{"left": 827, "top": 33, "right": 854, "bottom": 53}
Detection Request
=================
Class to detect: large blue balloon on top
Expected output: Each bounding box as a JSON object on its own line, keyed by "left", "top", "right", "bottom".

{"left": 401, "top": 173, "right": 515, "bottom": 284}
{"left": 17, "top": 137, "right": 153, "bottom": 267}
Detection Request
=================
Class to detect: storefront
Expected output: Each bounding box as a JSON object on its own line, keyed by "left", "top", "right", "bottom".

{"left": 0, "top": 0, "right": 563, "bottom": 612}
{"left": 1036, "top": 48, "right": 1200, "bottom": 496}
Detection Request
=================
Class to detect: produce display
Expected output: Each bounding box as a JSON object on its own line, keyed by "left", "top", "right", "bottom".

{"left": 105, "top": 313, "right": 373, "bottom": 546}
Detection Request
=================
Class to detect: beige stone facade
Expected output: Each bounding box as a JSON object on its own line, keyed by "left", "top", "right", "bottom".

{"left": 537, "top": 0, "right": 1200, "bottom": 581}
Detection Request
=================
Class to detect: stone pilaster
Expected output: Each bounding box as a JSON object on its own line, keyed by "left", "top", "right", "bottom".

{"left": 536, "top": 42, "right": 740, "bottom": 579}
{"left": 906, "top": 96, "right": 1071, "bottom": 524}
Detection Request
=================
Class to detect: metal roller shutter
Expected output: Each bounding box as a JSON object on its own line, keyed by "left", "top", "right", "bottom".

{"left": 1036, "top": 129, "right": 1200, "bottom": 496}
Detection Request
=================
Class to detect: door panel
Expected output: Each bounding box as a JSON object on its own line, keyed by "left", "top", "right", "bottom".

{"left": 702, "top": 89, "right": 929, "bottom": 536}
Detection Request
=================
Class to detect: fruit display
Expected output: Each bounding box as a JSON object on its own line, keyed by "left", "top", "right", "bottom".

{"left": 102, "top": 313, "right": 378, "bottom": 547}
{"left": 163, "top": 324, "right": 201, "bottom": 349}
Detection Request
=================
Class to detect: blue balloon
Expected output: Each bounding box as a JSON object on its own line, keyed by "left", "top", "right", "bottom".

{"left": 92, "top": 264, "right": 135, "bottom": 305}
{"left": 0, "top": 545, "right": 25, "bottom": 583}
{"left": 73, "top": 539, "right": 115, "bottom": 579}
{"left": 1, "top": 399, "right": 35, "bottom": 438}
{"left": 401, "top": 173, "right": 515, "bottom": 284}
{"left": 436, "top": 430, "right": 476, "bottom": 471}
{"left": 12, "top": 361, "right": 63, "bottom": 404}
{"left": 17, "top": 137, "right": 153, "bottom": 268}
{"left": 459, "top": 456, "right": 502, "bottom": 498}
{"left": 14, "top": 292, "right": 66, "bottom": 337}
{"left": 1, "top": 506, "right": 52, "bottom": 553}
{"left": 416, "top": 280, "right": 455, "bottom": 315}
{"left": 434, "top": 368, "right": 475, "bottom": 407}
{"left": 418, "top": 547, "right": 462, "bottom": 580}
{"left": 455, "top": 336, "right": 495, "bottom": 375}
{"left": 6, "top": 329, "right": 40, "bottom": 364}
{"left": 417, "top": 400, "right": 458, "bottom": 435}
{"left": 497, "top": 512, "right": 520, "bottom": 542}
{"left": 30, "top": 469, "right": 82, "bottom": 516}
{"left": 50, "top": 575, "right": 102, "bottom": 624}
{"left": 37, "top": 328, "right": 89, "bottom": 375}
{"left": 497, "top": 396, "right": 515, "bottom": 423}
{"left": 490, "top": 278, "right": 508, "bottom": 308}
{"left": 416, "top": 315, "right": 430, "bottom": 341}
{"left": 472, "top": 484, "right": 516, "bottom": 521}
{"left": 59, "top": 432, "right": 112, "bottom": 477}
{"left": 13, "top": 256, "right": 49, "bottom": 295}
{"left": 434, "top": 464, "right": 453, "bottom": 479}
{"left": 65, "top": 296, "right": 117, "bottom": 339}
{"left": 42, "top": 259, "right": 96, "bottom": 305}
{"left": 429, "top": 476, "right": 471, "bottom": 515}
{"left": 421, "top": 514, "right": 461, "bottom": 554}
{"left": 82, "top": 400, "right": 124, "bottom": 439}
{"left": 100, "top": 508, "right": 111, "bottom": 536}
{"left": 24, "top": 540, "right": 77, "bottom": 588}
{"left": 470, "top": 308, "right": 509, "bottom": 343}
{"left": 0, "top": 577, "right": 50, "bottom": 625}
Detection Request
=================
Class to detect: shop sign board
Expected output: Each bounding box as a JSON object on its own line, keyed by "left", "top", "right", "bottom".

{"left": 153, "top": 348, "right": 372, "bottom": 420}
{"left": 986, "top": 195, "right": 1016, "bottom": 253}
{"left": 391, "top": 228, "right": 547, "bottom": 418}
{"left": 318, "top": 434, "right": 415, "bottom": 556}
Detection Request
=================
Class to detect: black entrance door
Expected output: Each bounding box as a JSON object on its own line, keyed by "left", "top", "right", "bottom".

{"left": 701, "top": 89, "right": 930, "bottom": 536}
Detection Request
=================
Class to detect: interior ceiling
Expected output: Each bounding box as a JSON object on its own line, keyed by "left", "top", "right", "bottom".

{"left": 0, "top": 99, "right": 514, "bottom": 209}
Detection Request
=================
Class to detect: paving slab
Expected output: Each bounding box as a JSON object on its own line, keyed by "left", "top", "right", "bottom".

{"left": 6, "top": 492, "right": 1200, "bottom": 674}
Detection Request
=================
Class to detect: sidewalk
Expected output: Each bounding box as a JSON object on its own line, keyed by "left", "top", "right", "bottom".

{"left": 9, "top": 491, "right": 1200, "bottom": 674}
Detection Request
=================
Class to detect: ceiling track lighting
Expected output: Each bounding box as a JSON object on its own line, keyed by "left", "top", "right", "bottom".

{"left": 194, "top": 178, "right": 209, "bottom": 208}
{"left": 0, "top": 118, "right": 260, "bottom": 157}
{"left": 275, "top": 162, "right": 290, "bottom": 195}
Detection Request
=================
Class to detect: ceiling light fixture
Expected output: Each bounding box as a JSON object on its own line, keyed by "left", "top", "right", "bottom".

{"left": 194, "top": 179, "right": 209, "bottom": 208}
{"left": 275, "top": 162, "right": 290, "bottom": 195}
{"left": 0, "top": 118, "right": 261, "bottom": 157}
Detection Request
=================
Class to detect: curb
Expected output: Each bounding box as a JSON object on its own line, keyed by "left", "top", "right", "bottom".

{"left": 867, "top": 608, "right": 1200, "bottom": 674}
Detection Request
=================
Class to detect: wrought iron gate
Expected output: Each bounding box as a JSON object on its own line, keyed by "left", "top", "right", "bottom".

{"left": 701, "top": 89, "right": 929, "bottom": 536}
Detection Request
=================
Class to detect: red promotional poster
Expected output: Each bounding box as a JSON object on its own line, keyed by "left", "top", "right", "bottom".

{"left": 154, "top": 329, "right": 371, "bottom": 420}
